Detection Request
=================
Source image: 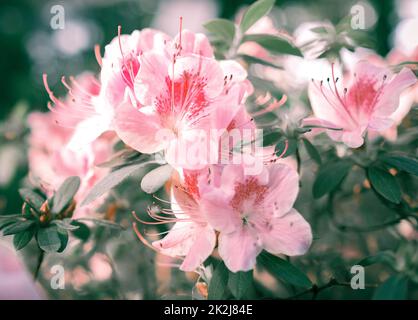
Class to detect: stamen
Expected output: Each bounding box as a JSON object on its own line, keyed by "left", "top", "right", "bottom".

{"left": 94, "top": 44, "right": 102, "bottom": 67}
{"left": 251, "top": 95, "right": 287, "bottom": 117}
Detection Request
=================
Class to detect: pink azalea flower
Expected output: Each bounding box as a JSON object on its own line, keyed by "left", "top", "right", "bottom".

{"left": 200, "top": 164, "right": 312, "bottom": 272}
{"left": 100, "top": 28, "right": 171, "bottom": 108}
{"left": 115, "top": 30, "right": 252, "bottom": 169}
{"left": 43, "top": 72, "right": 114, "bottom": 151}
{"left": 27, "top": 110, "right": 114, "bottom": 218}
{"left": 341, "top": 48, "right": 418, "bottom": 142}
{"left": 304, "top": 61, "right": 417, "bottom": 148}
{"left": 134, "top": 169, "right": 216, "bottom": 272}
{"left": 44, "top": 29, "right": 171, "bottom": 150}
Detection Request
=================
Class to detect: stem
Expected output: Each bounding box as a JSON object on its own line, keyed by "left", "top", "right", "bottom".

{"left": 295, "top": 147, "right": 301, "bottom": 175}
{"left": 332, "top": 217, "right": 404, "bottom": 233}
{"left": 33, "top": 250, "right": 45, "bottom": 281}
{"left": 286, "top": 278, "right": 378, "bottom": 300}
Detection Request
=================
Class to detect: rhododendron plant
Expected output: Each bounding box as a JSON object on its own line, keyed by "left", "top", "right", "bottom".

{"left": 1, "top": 0, "right": 418, "bottom": 302}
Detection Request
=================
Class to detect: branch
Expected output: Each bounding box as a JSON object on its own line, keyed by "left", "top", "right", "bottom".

{"left": 286, "top": 278, "right": 377, "bottom": 300}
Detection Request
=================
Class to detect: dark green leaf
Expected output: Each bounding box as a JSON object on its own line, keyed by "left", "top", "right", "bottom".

{"left": 358, "top": 251, "right": 396, "bottom": 267}
{"left": 228, "top": 270, "right": 253, "bottom": 299}
{"left": 97, "top": 148, "right": 142, "bottom": 168}
{"left": 242, "top": 34, "right": 302, "bottom": 57}
{"left": 18, "top": 188, "right": 44, "bottom": 210}
{"left": 381, "top": 155, "right": 418, "bottom": 176}
{"left": 302, "top": 138, "right": 322, "bottom": 165}
{"left": 0, "top": 214, "right": 22, "bottom": 219}
{"left": 313, "top": 161, "right": 352, "bottom": 198}
{"left": 263, "top": 129, "right": 282, "bottom": 147}
{"left": 367, "top": 167, "right": 401, "bottom": 204}
{"left": 51, "top": 176, "right": 81, "bottom": 214}
{"left": 141, "top": 164, "right": 173, "bottom": 194}
{"left": 208, "top": 261, "right": 230, "bottom": 300}
{"left": 37, "top": 226, "right": 61, "bottom": 252}
{"left": 373, "top": 275, "right": 408, "bottom": 300}
{"left": 257, "top": 252, "right": 312, "bottom": 288}
{"left": 204, "top": 19, "right": 236, "bottom": 44}
{"left": 13, "top": 228, "right": 34, "bottom": 250}
{"left": 2, "top": 220, "right": 35, "bottom": 236}
{"left": 82, "top": 161, "right": 156, "bottom": 206}
{"left": 240, "top": 0, "right": 275, "bottom": 33}
{"left": 238, "top": 54, "right": 283, "bottom": 69}
{"left": 70, "top": 221, "right": 90, "bottom": 241}
{"left": 0, "top": 219, "right": 17, "bottom": 231}
{"left": 52, "top": 219, "right": 79, "bottom": 231}
{"left": 76, "top": 218, "right": 124, "bottom": 230}
{"left": 57, "top": 229, "right": 69, "bottom": 253}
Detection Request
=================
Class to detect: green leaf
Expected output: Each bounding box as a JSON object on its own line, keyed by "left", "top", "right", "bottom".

{"left": 302, "top": 138, "right": 322, "bottom": 165}
{"left": 0, "top": 219, "right": 17, "bottom": 231}
{"left": 57, "top": 229, "right": 69, "bottom": 253}
{"left": 52, "top": 219, "right": 80, "bottom": 231}
{"left": 358, "top": 251, "right": 396, "bottom": 268}
{"left": 257, "top": 252, "right": 312, "bottom": 288}
{"left": 0, "top": 214, "right": 22, "bottom": 219}
{"left": 208, "top": 261, "right": 230, "bottom": 300}
{"left": 238, "top": 54, "right": 283, "bottom": 69}
{"left": 263, "top": 129, "right": 282, "bottom": 147}
{"left": 18, "top": 188, "right": 44, "bottom": 210}
{"left": 228, "top": 270, "right": 253, "bottom": 299}
{"left": 70, "top": 221, "right": 90, "bottom": 241}
{"left": 51, "top": 176, "right": 81, "bottom": 214}
{"left": 37, "top": 226, "right": 62, "bottom": 252}
{"left": 242, "top": 34, "right": 302, "bottom": 57}
{"left": 240, "top": 0, "right": 275, "bottom": 33}
{"left": 381, "top": 155, "right": 418, "bottom": 176}
{"left": 373, "top": 275, "right": 408, "bottom": 300}
{"left": 13, "top": 228, "right": 34, "bottom": 250}
{"left": 2, "top": 220, "right": 35, "bottom": 236}
{"left": 310, "top": 26, "right": 328, "bottom": 34}
{"left": 140, "top": 164, "right": 173, "bottom": 194}
{"left": 76, "top": 218, "right": 125, "bottom": 230}
{"left": 97, "top": 148, "right": 142, "bottom": 168}
{"left": 81, "top": 161, "right": 156, "bottom": 206}
{"left": 367, "top": 166, "right": 401, "bottom": 204}
{"left": 313, "top": 161, "right": 352, "bottom": 198}
{"left": 204, "top": 19, "right": 236, "bottom": 44}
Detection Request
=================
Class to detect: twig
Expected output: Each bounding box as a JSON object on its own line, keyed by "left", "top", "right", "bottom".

{"left": 286, "top": 278, "right": 377, "bottom": 300}
{"left": 33, "top": 250, "right": 45, "bottom": 281}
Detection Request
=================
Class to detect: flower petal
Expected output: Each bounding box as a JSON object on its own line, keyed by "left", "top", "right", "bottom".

{"left": 264, "top": 164, "right": 299, "bottom": 216}
{"left": 373, "top": 67, "right": 417, "bottom": 117}
{"left": 218, "top": 227, "right": 262, "bottom": 272}
{"left": 260, "top": 208, "right": 312, "bottom": 256}
{"left": 114, "top": 102, "right": 166, "bottom": 154}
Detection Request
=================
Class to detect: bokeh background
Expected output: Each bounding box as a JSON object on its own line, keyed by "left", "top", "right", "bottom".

{"left": 0, "top": 0, "right": 417, "bottom": 300}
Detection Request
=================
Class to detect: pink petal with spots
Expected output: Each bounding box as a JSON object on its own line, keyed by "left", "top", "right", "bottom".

{"left": 173, "top": 30, "right": 214, "bottom": 57}
{"left": 218, "top": 227, "right": 262, "bottom": 272}
{"left": 264, "top": 164, "right": 300, "bottom": 217}
{"left": 260, "top": 208, "right": 312, "bottom": 256}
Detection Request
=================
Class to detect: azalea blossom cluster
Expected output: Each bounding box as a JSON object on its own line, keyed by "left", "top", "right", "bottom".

{"left": 26, "top": 11, "right": 417, "bottom": 276}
